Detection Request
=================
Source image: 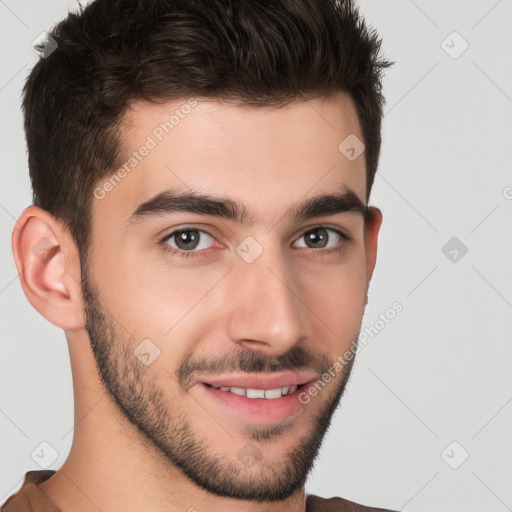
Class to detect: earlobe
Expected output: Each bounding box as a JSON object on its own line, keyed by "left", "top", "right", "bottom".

{"left": 364, "top": 206, "right": 383, "bottom": 283}
{"left": 11, "top": 205, "right": 85, "bottom": 331}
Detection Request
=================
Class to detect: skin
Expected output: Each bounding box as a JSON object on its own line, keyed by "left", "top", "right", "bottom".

{"left": 12, "top": 91, "right": 382, "bottom": 512}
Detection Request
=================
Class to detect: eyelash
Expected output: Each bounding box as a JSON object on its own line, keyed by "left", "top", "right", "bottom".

{"left": 159, "top": 226, "right": 351, "bottom": 259}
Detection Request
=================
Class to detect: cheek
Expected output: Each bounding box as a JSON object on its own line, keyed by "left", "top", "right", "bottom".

{"left": 298, "top": 259, "right": 367, "bottom": 343}
{"left": 93, "top": 253, "right": 226, "bottom": 357}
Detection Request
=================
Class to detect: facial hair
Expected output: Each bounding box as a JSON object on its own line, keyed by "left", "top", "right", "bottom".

{"left": 80, "top": 256, "right": 362, "bottom": 502}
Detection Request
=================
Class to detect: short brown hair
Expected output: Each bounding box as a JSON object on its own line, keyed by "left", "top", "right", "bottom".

{"left": 22, "top": 0, "right": 392, "bottom": 258}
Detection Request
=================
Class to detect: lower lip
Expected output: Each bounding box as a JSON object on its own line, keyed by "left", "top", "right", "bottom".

{"left": 198, "top": 382, "right": 311, "bottom": 424}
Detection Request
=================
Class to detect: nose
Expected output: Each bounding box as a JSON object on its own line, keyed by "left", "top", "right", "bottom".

{"left": 225, "top": 241, "right": 307, "bottom": 356}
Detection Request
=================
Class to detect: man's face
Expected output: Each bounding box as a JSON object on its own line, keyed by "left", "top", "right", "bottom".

{"left": 82, "top": 92, "right": 379, "bottom": 500}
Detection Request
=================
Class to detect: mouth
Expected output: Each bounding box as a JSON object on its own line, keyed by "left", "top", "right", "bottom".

{"left": 205, "top": 383, "right": 301, "bottom": 399}
{"left": 195, "top": 372, "right": 316, "bottom": 424}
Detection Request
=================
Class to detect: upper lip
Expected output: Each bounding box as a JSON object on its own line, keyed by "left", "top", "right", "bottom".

{"left": 197, "top": 371, "right": 317, "bottom": 390}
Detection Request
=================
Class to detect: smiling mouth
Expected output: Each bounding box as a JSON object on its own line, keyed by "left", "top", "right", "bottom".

{"left": 204, "top": 383, "right": 301, "bottom": 399}
{"left": 199, "top": 381, "right": 313, "bottom": 424}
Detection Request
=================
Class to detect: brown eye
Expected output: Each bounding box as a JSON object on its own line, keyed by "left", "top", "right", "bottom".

{"left": 164, "top": 229, "right": 214, "bottom": 252}
{"left": 295, "top": 227, "right": 343, "bottom": 250}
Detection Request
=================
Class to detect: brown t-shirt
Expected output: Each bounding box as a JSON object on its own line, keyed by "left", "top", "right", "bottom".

{"left": 1, "top": 471, "right": 396, "bottom": 512}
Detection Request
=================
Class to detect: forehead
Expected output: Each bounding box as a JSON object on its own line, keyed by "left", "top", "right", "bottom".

{"left": 94, "top": 92, "right": 367, "bottom": 228}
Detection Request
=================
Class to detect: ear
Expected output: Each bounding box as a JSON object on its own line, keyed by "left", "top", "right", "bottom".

{"left": 11, "top": 205, "right": 85, "bottom": 330}
{"left": 363, "top": 206, "right": 383, "bottom": 283}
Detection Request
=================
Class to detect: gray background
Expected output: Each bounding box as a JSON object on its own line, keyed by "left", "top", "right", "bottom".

{"left": 1, "top": 1, "right": 511, "bottom": 511}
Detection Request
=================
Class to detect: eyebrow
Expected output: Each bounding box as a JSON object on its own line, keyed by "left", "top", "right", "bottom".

{"left": 126, "top": 186, "right": 368, "bottom": 227}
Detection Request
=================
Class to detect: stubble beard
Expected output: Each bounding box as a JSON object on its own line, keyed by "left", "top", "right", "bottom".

{"left": 80, "top": 257, "right": 361, "bottom": 501}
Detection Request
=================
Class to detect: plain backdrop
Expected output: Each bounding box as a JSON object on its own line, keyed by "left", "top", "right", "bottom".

{"left": 1, "top": 1, "right": 511, "bottom": 511}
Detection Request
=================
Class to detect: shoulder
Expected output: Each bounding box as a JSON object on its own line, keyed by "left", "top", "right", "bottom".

{"left": 1, "top": 471, "right": 58, "bottom": 512}
{"left": 306, "top": 494, "right": 398, "bottom": 512}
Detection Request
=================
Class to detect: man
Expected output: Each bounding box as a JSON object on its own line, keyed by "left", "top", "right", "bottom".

{"left": 3, "top": 0, "right": 395, "bottom": 510}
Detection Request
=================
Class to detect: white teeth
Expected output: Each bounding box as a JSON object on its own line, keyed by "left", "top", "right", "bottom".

{"left": 210, "top": 384, "right": 299, "bottom": 399}
{"left": 264, "top": 388, "right": 283, "bottom": 399}
{"left": 247, "top": 388, "right": 265, "bottom": 399}
{"left": 229, "top": 387, "right": 246, "bottom": 397}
